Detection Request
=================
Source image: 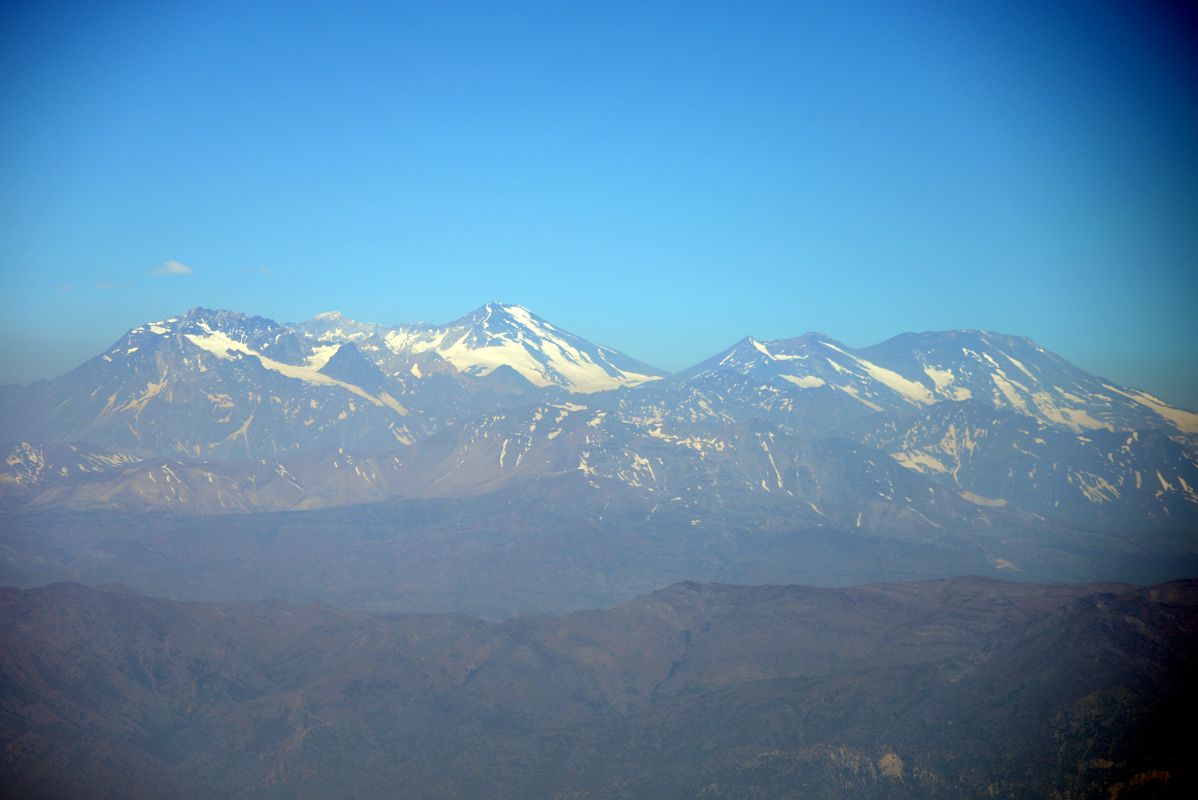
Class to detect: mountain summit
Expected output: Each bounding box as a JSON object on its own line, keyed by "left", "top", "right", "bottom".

{"left": 376, "top": 303, "right": 665, "bottom": 393}
{"left": 663, "top": 327, "right": 1198, "bottom": 436}
{"left": 289, "top": 303, "right": 665, "bottom": 393}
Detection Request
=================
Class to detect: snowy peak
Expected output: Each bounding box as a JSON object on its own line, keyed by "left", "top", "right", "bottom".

{"left": 296, "top": 310, "right": 384, "bottom": 343}
{"left": 675, "top": 332, "right": 929, "bottom": 415}
{"left": 383, "top": 302, "right": 665, "bottom": 393}
{"left": 682, "top": 333, "right": 830, "bottom": 377}
{"left": 860, "top": 330, "right": 1198, "bottom": 435}
{"left": 446, "top": 302, "right": 553, "bottom": 349}
{"left": 173, "top": 309, "right": 319, "bottom": 367}
{"left": 675, "top": 328, "right": 1198, "bottom": 436}
{"left": 34, "top": 308, "right": 418, "bottom": 461}
{"left": 91, "top": 308, "right": 294, "bottom": 371}
{"left": 288, "top": 303, "right": 663, "bottom": 394}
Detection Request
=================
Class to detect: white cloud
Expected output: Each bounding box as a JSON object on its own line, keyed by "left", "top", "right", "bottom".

{"left": 150, "top": 259, "right": 193, "bottom": 276}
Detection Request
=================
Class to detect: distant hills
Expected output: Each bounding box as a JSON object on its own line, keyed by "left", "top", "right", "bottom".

{"left": 2, "top": 577, "right": 1193, "bottom": 799}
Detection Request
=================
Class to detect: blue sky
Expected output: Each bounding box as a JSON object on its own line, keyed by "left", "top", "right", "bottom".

{"left": 2, "top": 0, "right": 1196, "bottom": 407}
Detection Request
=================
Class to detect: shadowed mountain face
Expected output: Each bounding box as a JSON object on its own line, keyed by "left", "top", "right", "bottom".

{"left": 2, "top": 578, "right": 1194, "bottom": 799}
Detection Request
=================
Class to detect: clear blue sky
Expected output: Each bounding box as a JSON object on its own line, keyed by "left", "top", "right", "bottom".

{"left": 2, "top": 0, "right": 1196, "bottom": 407}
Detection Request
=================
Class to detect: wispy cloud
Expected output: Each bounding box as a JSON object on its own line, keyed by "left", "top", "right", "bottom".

{"left": 244, "top": 265, "right": 272, "bottom": 277}
{"left": 95, "top": 281, "right": 117, "bottom": 290}
{"left": 150, "top": 259, "right": 193, "bottom": 277}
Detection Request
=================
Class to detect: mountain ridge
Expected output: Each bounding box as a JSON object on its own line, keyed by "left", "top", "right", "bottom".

{"left": 10, "top": 302, "right": 1198, "bottom": 418}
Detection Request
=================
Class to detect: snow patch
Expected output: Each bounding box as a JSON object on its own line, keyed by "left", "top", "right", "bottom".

{"left": 923, "top": 365, "right": 972, "bottom": 400}
{"left": 1000, "top": 352, "right": 1036, "bottom": 380}
{"left": 891, "top": 451, "right": 949, "bottom": 475}
{"left": 961, "top": 491, "right": 1007, "bottom": 507}
{"left": 304, "top": 344, "right": 342, "bottom": 370}
{"left": 1029, "top": 392, "right": 1112, "bottom": 432}
{"left": 1103, "top": 384, "right": 1198, "bottom": 434}
{"left": 185, "top": 327, "right": 407, "bottom": 414}
{"left": 837, "top": 384, "right": 883, "bottom": 412}
{"left": 749, "top": 338, "right": 805, "bottom": 361}
{"left": 990, "top": 371, "right": 1028, "bottom": 413}
{"left": 781, "top": 374, "right": 825, "bottom": 389}
{"left": 821, "top": 342, "right": 935, "bottom": 405}
{"left": 1075, "top": 472, "right": 1120, "bottom": 504}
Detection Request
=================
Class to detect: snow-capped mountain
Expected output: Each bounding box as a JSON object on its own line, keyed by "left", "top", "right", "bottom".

{"left": 3, "top": 308, "right": 418, "bottom": 459}
{"left": 647, "top": 329, "right": 1198, "bottom": 439}
{"left": 2, "top": 306, "right": 1196, "bottom": 544}
{"left": 861, "top": 330, "right": 1198, "bottom": 435}
{"left": 298, "top": 302, "right": 666, "bottom": 393}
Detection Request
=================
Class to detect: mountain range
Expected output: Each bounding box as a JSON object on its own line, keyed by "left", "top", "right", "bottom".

{"left": 1, "top": 303, "right": 1196, "bottom": 612}
{"left": 2, "top": 304, "right": 1196, "bottom": 798}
